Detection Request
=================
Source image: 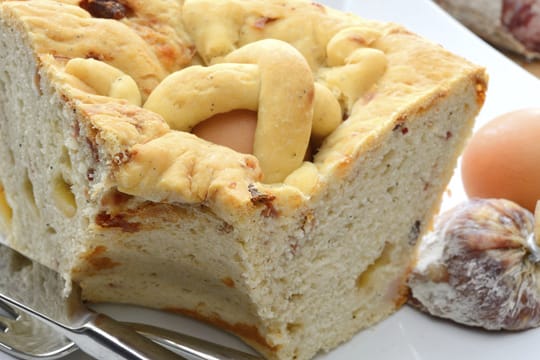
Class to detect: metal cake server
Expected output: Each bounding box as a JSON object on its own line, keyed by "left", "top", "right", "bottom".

{"left": 0, "top": 302, "right": 262, "bottom": 360}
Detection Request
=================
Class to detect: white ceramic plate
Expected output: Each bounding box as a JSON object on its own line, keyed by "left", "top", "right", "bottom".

{"left": 2, "top": 1, "right": 540, "bottom": 359}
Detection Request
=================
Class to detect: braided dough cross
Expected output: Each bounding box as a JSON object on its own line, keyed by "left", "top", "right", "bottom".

{"left": 144, "top": 39, "right": 345, "bottom": 183}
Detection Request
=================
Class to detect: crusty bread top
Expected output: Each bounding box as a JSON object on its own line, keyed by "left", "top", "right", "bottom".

{"left": 0, "top": 0, "right": 487, "bottom": 221}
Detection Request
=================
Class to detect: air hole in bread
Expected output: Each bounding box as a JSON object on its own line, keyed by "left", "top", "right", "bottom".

{"left": 0, "top": 71, "right": 9, "bottom": 92}
{"left": 187, "top": 253, "right": 200, "bottom": 265}
{"left": 381, "top": 148, "right": 396, "bottom": 164}
{"left": 0, "top": 183, "right": 13, "bottom": 225}
{"left": 355, "top": 242, "right": 395, "bottom": 290}
{"left": 22, "top": 170, "right": 38, "bottom": 211}
{"left": 7, "top": 149, "right": 14, "bottom": 166}
{"left": 60, "top": 146, "right": 72, "bottom": 170}
{"left": 46, "top": 225, "right": 57, "bottom": 234}
{"left": 286, "top": 322, "right": 303, "bottom": 335}
{"left": 288, "top": 293, "right": 304, "bottom": 302}
{"left": 380, "top": 150, "right": 397, "bottom": 177}
{"left": 53, "top": 174, "right": 77, "bottom": 218}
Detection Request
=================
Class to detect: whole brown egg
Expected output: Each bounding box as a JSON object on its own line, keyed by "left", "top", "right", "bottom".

{"left": 461, "top": 108, "right": 540, "bottom": 212}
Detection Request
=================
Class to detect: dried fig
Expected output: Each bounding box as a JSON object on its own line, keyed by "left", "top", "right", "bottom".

{"left": 408, "top": 198, "right": 540, "bottom": 330}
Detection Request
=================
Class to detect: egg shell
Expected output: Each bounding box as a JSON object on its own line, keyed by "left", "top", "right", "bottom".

{"left": 461, "top": 108, "right": 540, "bottom": 212}
{"left": 192, "top": 109, "right": 257, "bottom": 154}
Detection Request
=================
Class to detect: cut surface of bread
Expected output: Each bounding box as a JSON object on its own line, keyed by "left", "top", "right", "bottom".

{"left": 0, "top": 1, "right": 487, "bottom": 359}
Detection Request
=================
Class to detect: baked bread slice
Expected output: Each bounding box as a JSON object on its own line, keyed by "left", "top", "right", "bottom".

{"left": 0, "top": 1, "right": 487, "bottom": 359}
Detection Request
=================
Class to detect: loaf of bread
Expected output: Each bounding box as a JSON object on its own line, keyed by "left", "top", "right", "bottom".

{"left": 0, "top": 1, "right": 487, "bottom": 359}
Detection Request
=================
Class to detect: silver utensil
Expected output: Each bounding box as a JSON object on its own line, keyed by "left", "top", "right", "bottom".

{"left": 0, "top": 300, "right": 261, "bottom": 360}
{"left": 0, "top": 243, "right": 184, "bottom": 360}
{"left": 127, "top": 323, "right": 261, "bottom": 360}
{"left": 0, "top": 300, "right": 77, "bottom": 359}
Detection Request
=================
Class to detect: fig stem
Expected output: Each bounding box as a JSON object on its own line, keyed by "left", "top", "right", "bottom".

{"left": 535, "top": 201, "right": 540, "bottom": 249}
{"left": 527, "top": 233, "right": 540, "bottom": 263}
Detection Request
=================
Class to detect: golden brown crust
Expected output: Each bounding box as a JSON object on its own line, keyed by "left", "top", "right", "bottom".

{"left": 165, "top": 306, "right": 280, "bottom": 354}
{"left": 0, "top": 0, "right": 487, "bottom": 217}
{"left": 82, "top": 245, "right": 122, "bottom": 271}
{"left": 4, "top": 1, "right": 169, "bottom": 97}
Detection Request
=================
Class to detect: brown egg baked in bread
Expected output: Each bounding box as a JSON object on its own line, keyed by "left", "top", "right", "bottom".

{"left": 0, "top": 1, "right": 487, "bottom": 359}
